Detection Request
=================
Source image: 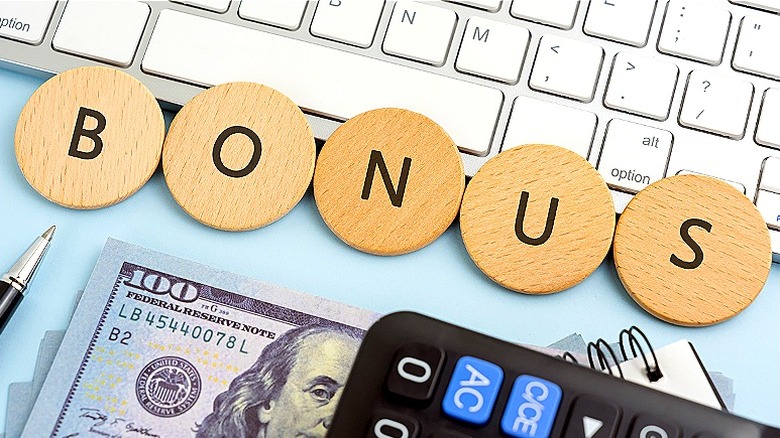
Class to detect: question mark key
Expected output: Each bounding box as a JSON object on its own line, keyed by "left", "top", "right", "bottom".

{"left": 679, "top": 69, "right": 753, "bottom": 138}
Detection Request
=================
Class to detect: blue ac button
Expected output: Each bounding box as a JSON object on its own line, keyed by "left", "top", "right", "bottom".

{"left": 441, "top": 356, "right": 504, "bottom": 425}
{"left": 500, "top": 375, "right": 562, "bottom": 438}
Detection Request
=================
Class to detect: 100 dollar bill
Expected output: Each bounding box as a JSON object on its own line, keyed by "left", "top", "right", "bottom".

{"left": 22, "top": 239, "right": 380, "bottom": 438}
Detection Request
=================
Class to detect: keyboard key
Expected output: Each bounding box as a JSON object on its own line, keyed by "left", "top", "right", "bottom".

{"left": 529, "top": 35, "right": 604, "bottom": 102}
{"left": 604, "top": 52, "right": 679, "bottom": 120}
{"left": 445, "top": 0, "right": 502, "bottom": 12}
{"left": 386, "top": 344, "right": 445, "bottom": 402}
{"left": 676, "top": 170, "right": 747, "bottom": 194}
{"left": 629, "top": 416, "right": 680, "bottom": 438}
{"left": 584, "top": 0, "right": 657, "bottom": 47}
{"left": 504, "top": 96, "right": 597, "bottom": 159}
{"left": 730, "top": 0, "right": 780, "bottom": 13}
{"left": 510, "top": 0, "right": 580, "bottom": 30}
{"left": 456, "top": 17, "right": 530, "bottom": 83}
{"left": 658, "top": 0, "right": 731, "bottom": 65}
{"left": 759, "top": 157, "right": 780, "bottom": 193}
{"left": 679, "top": 70, "right": 754, "bottom": 138}
{"left": 442, "top": 356, "right": 503, "bottom": 425}
{"left": 597, "top": 119, "right": 673, "bottom": 193}
{"left": 500, "top": 375, "right": 562, "bottom": 438}
{"left": 0, "top": 1, "right": 56, "bottom": 45}
{"left": 52, "top": 1, "right": 150, "bottom": 67}
{"left": 143, "top": 10, "right": 502, "bottom": 156}
{"left": 238, "top": 0, "right": 308, "bottom": 30}
{"left": 310, "top": 0, "right": 385, "bottom": 47}
{"left": 383, "top": 1, "right": 458, "bottom": 66}
{"left": 756, "top": 88, "right": 780, "bottom": 149}
{"left": 755, "top": 190, "right": 780, "bottom": 229}
{"left": 369, "top": 411, "right": 420, "bottom": 438}
{"left": 170, "top": 0, "right": 230, "bottom": 13}
{"left": 734, "top": 14, "right": 780, "bottom": 81}
{"left": 563, "top": 397, "right": 620, "bottom": 438}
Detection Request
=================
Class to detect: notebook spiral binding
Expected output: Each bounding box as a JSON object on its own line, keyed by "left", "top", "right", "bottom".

{"left": 557, "top": 326, "right": 661, "bottom": 382}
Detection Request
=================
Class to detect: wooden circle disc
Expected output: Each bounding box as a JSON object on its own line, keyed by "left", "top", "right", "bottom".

{"left": 313, "top": 108, "right": 465, "bottom": 255}
{"left": 163, "top": 82, "right": 315, "bottom": 231}
{"left": 15, "top": 66, "right": 164, "bottom": 209}
{"left": 614, "top": 174, "right": 772, "bottom": 326}
{"left": 460, "top": 144, "right": 615, "bottom": 294}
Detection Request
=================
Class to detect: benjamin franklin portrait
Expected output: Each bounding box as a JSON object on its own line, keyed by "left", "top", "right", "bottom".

{"left": 196, "top": 323, "right": 363, "bottom": 437}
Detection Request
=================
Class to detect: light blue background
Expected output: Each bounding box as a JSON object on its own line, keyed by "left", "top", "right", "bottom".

{"left": 0, "top": 67, "right": 777, "bottom": 430}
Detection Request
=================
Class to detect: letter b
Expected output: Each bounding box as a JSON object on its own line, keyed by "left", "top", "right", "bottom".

{"left": 68, "top": 107, "right": 107, "bottom": 160}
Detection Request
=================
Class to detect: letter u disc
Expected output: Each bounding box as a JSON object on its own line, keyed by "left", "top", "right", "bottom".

{"left": 460, "top": 144, "right": 615, "bottom": 294}
{"left": 313, "top": 108, "right": 465, "bottom": 255}
{"left": 163, "top": 82, "right": 315, "bottom": 231}
{"left": 15, "top": 66, "right": 165, "bottom": 209}
{"left": 613, "top": 175, "right": 772, "bottom": 326}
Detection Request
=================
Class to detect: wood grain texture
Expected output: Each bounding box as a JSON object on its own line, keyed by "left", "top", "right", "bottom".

{"left": 313, "top": 108, "right": 465, "bottom": 256}
{"left": 163, "top": 82, "right": 315, "bottom": 231}
{"left": 460, "top": 144, "right": 615, "bottom": 294}
{"left": 15, "top": 66, "right": 164, "bottom": 209}
{"left": 614, "top": 174, "right": 772, "bottom": 326}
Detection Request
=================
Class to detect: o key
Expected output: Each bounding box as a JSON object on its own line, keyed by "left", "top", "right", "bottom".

{"left": 163, "top": 82, "right": 316, "bottom": 231}
{"left": 460, "top": 144, "right": 615, "bottom": 294}
{"left": 314, "top": 108, "right": 465, "bottom": 255}
{"left": 15, "top": 66, "right": 165, "bottom": 209}
{"left": 614, "top": 175, "right": 772, "bottom": 326}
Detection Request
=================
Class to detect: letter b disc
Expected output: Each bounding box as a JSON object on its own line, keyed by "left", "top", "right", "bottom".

{"left": 613, "top": 175, "right": 772, "bottom": 326}
{"left": 15, "top": 66, "right": 165, "bottom": 209}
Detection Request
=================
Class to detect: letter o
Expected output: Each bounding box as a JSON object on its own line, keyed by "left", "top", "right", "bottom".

{"left": 212, "top": 125, "right": 262, "bottom": 178}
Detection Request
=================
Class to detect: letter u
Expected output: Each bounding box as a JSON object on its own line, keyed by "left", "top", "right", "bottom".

{"left": 514, "top": 191, "right": 558, "bottom": 246}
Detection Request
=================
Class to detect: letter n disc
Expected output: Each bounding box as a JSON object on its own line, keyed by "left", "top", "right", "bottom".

{"left": 163, "top": 82, "right": 315, "bottom": 231}
{"left": 460, "top": 145, "right": 615, "bottom": 294}
{"left": 613, "top": 175, "right": 772, "bottom": 326}
{"left": 15, "top": 66, "right": 165, "bottom": 209}
{"left": 314, "top": 108, "right": 465, "bottom": 255}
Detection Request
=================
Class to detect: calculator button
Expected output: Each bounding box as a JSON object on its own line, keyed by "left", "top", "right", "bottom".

{"left": 563, "top": 397, "right": 620, "bottom": 438}
{"left": 441, "top": 356, "right": 504, "bottom": 425}
{"left": 368, "top": 410, "right": 420, "bottom": 438}
{"left": 386, "top": 344, "right": 445, "bottom": 402}
{"left": 500, "top": 375, "right": 563, "bottom": 438}
{"left": 629, "top": 416, "right": 680, "bottom": 438}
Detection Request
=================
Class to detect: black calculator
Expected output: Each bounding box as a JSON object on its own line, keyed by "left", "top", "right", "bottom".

{"left": 328, "top": 312, "right": 780, "bottom": 438}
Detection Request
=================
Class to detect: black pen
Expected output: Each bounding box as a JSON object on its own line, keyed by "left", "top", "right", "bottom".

{"left": 0, "top": 226, "right": 55, "bottom": 335}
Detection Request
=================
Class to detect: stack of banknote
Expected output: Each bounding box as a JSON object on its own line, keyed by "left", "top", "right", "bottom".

{"left": 4, "top": 239, "right": 735, "bottom": 437}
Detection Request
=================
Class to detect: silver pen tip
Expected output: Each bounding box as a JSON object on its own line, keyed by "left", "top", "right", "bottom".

{"left": 41, "top": 225, "right": 56, "bottom": 241}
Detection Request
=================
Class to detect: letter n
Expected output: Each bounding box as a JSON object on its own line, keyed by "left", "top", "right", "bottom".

{"left": 68, "top": 107, "right": 107, "bottom": 160}
{"left": 361, "top": 150, "right": 412, "bottom": 208}
{"left": 514, "top": 191, "right": 558, "bottom": 246}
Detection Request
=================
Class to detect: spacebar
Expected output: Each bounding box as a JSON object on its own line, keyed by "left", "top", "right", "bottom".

{"left": 142, "top": 9, "right": 503, "bottom": 156}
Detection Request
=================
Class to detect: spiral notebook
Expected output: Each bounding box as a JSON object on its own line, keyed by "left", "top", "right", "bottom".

{"left": 556, "top": 326, "right": 727, "bottom": 411}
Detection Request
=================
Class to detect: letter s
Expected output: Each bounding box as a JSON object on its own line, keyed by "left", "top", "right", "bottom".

{"left": 670, "top": 218, "right": 712, "bottom": 270}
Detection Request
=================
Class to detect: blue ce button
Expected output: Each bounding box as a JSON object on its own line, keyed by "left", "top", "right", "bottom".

{"left": 501, "top": 375, "right": 563, "bottom": 438}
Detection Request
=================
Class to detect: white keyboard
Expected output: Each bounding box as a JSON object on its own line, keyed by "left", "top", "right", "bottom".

{"left": 1, "top": 0, "right": 779, "bottom": 260}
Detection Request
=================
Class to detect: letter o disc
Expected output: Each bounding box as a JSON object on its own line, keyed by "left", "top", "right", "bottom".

{"left": 460, "top": 145, "right": 615, "bottom": 294}
{"left": 614, "top": 175, "right": 772, "bottom": 326}
{"left": 15, "top": 66, "right": 165, "bottom": 209}
{"left": 314, "top": 108, "right": 465, "bottom": 255}
{"left": 163, "top": 82, "right": 315, "bottom": 231}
